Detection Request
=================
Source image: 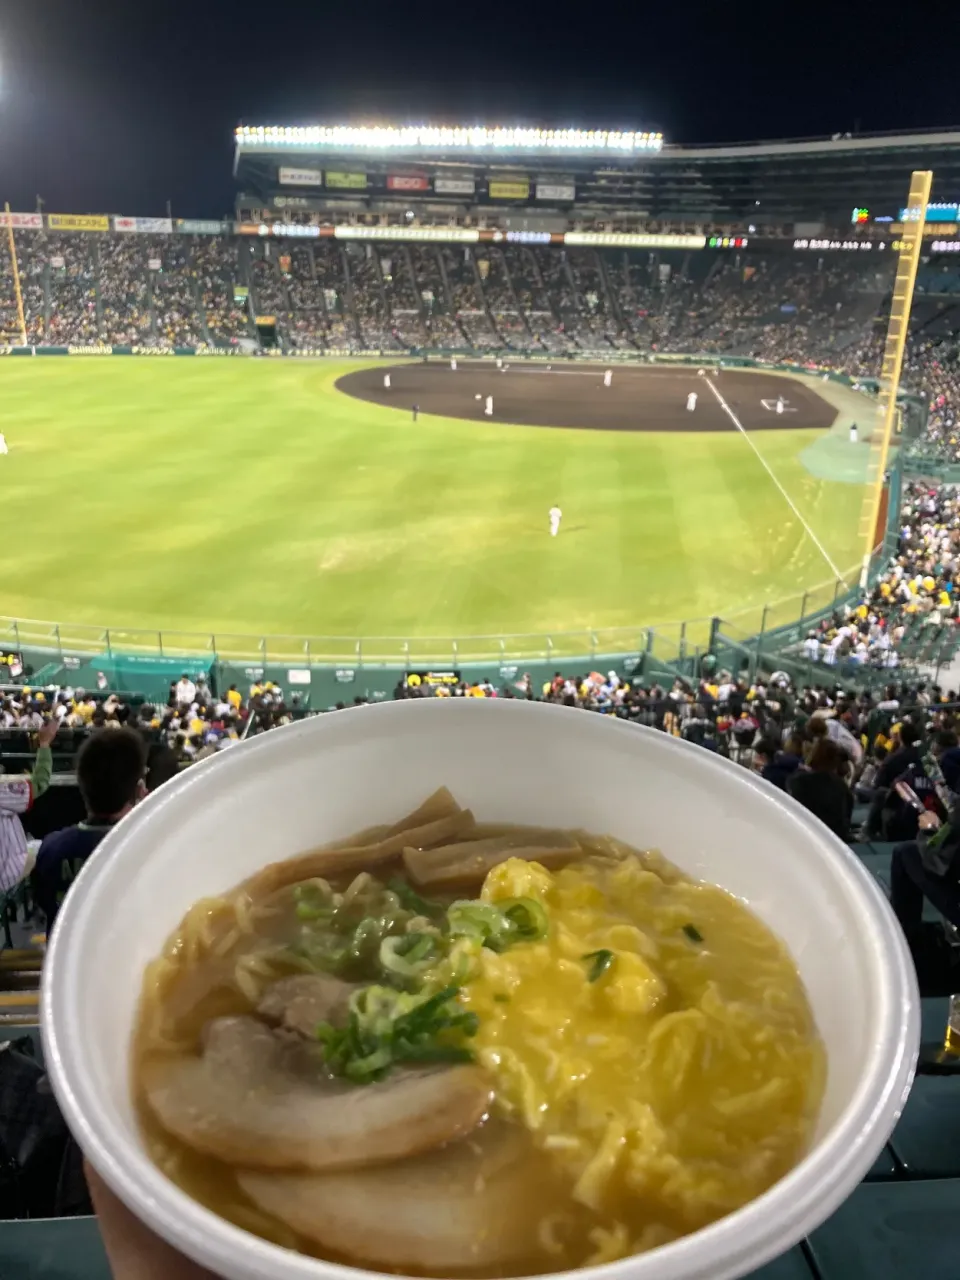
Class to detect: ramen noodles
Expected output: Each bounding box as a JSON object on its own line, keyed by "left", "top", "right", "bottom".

{"left": 133, "top": 786, "right": 825, "bottom": 1275}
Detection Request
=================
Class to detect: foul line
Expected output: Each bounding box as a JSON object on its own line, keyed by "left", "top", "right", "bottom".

{"left": 703, "top": 377, "right": 848, "bottom": 585}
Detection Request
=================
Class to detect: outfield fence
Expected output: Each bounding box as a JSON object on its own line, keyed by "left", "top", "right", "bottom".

{"left": 0, "top": 558, "right": 923, "bottom": 715}
{"left": 0, "top": 561, "right": 871, "bottom": 669}
{"left": 0, "top": 560, "right": 912, "bottom": 710}
{"left": 0, "top": 569, "right": 874, "bottom": 672}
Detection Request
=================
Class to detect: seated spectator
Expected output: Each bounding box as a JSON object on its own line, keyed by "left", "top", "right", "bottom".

{"left": 145, "top": 744, "right": 179, "bottom": 793}
{"left": 879, "top": 729, "right": 960, "bottom": 846}
{"left": 680, "top": 704, "right": 716, "bottom": 749}
{"left": 855, "top": 743, "right": 888, "bottom": 802}
{"left": 935, "top": 731, "right": 960, "bottom": 792}
{"left": 32, "top": 728, "right": 146, "bottom": 928}
{"left": 753, "top": 735, "right": 803, "bottom": 791}
{"left": 788, "top": 737, "right": 853, "bottom": 841}
{"left": 809, "top": 709, "right": 863, "bottom": 767}
{"left": 864, "top": 721, "right": 924, "bottom": 838}
{"left": 731, "top": 708, "right": 759, "bottom": 750}
{"left": 0, "top": 717, "right": 58, "bottom": 890}
{"left": 889, "top": 805, "right": 960, "bottom": 979}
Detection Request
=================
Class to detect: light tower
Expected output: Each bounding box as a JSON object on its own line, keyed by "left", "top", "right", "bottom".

{"left": 858, "top": 169, "right": 932, "bottom": 587}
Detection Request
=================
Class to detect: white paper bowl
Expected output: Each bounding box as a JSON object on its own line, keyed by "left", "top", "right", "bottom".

{"left": 42, "top": 698, "right": 919, "bottom": 1280}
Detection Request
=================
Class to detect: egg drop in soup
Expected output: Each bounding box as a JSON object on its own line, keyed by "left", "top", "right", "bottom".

{"left": 134, "top": 786, "right": 826, "bottom": 1275}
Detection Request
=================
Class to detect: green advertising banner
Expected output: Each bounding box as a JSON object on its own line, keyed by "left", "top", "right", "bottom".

{"left": 176, "top": 219, "right": 231, "bottom": 235}
{"left": 325, "top": 171, "right": 368, "bottom": 190}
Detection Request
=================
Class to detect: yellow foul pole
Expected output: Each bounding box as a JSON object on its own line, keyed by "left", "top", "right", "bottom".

{"left": 858, "top": 169, "right": 932, "bottom": 587}
{"left": 3, "top": 203, "right": 28, "bottom": 347}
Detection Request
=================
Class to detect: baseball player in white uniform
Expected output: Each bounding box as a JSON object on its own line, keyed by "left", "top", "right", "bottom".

{"left": 549, "top": 504, "right": 562, "bottom": 537}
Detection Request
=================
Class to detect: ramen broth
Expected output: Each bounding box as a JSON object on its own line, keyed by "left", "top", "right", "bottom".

{"left": 133, "top": 787, "right": 825, "bottom": 1276}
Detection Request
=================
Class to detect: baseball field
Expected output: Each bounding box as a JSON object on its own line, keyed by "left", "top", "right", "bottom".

{"left": 0, "top": 356, "right": 868, "bottom": 651}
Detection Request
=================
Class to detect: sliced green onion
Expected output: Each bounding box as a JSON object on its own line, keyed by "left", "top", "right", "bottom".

{"left": 447, "top": 901, "right": 511, "bottom": 946}
{"left": 394, "top": 1044, "right": 475, "bottom": 1065}
{"left": 448, "top": 897, "right": 548, "bottom": 953}
{"left": 294, "top": 881, "right": 332, "bottom": 901}
{"left": 296, "top": 900, "right": 335, "bottom": 922}
{"left": 499, "top": 897, "right": 549, "bottom": 943}
{"left": 582, "top": 949, "right": 616, "bottom": 982}
{"left": 317, "top": 983, "right": 478, "bottom": 1083}
{"left": 682, "top": 924, "right": 703, "bottom": 944}
{"left": 388, "top": 877, "right": 445, "bottom": 918}
{"left": 349, "top": 917, "right": 385, "bottom": 956}
{"left": 379, "top": 932, "right": 440, "bottom": 979}
{"left": 291, "top": 938, "right": 352, "bottom": 974}
{"left": 344, "top": 1047, "right": 394, "bottom": 1082}
{"left": 294, "top": 881, "right": 336, "bottom": 922}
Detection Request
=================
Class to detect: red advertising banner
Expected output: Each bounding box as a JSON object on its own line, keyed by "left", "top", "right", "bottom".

{"left": 4, "top": 212, "right": 43, "bottom": 229}
{"left": 387, "top": 175, "right": 429, "bottom": 192}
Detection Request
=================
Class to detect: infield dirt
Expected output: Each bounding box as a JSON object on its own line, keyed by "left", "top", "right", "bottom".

{"left": 336, "top": 362, "right": 839, "bottom": 434}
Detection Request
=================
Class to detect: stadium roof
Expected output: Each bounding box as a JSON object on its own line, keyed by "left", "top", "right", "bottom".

{"left": 234, "top": 126, "right": 960, "bottom": 222}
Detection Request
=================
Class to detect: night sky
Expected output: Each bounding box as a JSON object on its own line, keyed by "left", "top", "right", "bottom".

{"left": 1, "top": 3, "right": 958, "bottom": 217}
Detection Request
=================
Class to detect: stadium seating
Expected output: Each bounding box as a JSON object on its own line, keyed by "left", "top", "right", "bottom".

{"left": 13, "top": 225, "right": 960, "bottom": 473}
{"left": 0, "top": 231, "right": 897, "bottom": 357}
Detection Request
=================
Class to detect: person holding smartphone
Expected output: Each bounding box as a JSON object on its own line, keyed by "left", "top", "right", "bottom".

{"left": 890, "top": 781, "right": 960, "bottom": 959}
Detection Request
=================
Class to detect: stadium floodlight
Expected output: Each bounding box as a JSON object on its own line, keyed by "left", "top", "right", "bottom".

{"left": 234, "top": 125, "right": 664, "bottom": 154}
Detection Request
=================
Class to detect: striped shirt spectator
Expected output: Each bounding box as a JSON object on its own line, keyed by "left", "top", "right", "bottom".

{"left": 0, "top": 717, "right": 59, "bottom": 890}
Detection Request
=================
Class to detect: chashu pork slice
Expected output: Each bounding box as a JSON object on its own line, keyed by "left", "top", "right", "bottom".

{"left": 257, "top": 974, "right": 359, "bottom": 1039}
{"left": 142, "top": 1016, "right": 491, "bottom": 1172}
{"left": 238, "top": 1121, "right": 539, "bottom": 1271}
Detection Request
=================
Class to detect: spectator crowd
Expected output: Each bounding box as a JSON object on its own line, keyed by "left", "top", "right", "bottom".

{"left": 0, "top": 671, "right": 314, "bottom": 769}
{"left": 0, "top": 672, "right": 310, "bottom": 894}
{"left": 2, "top": 647, "right": 958, "bottom": 995}
{"left": 6, "top": 226, "right": 960, "bottom": 472}
{"left": 795, "top": 480, "right": 960, "bottom": 673}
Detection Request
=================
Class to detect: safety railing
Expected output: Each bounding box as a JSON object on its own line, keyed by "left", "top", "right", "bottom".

{"left": 0, "top": 573, "right": 864, "bottom": 672}
{"left": 0, "top": 615, "right": 669, "bottom": 667}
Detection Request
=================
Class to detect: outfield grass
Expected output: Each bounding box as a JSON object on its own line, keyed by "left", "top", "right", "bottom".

{"left": 0, "top": 358, "right": 865, "bottom": 647}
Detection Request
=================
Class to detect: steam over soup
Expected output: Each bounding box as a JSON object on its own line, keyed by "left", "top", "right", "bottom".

{"left": 134, "top": 787, "right": 825, "bottom": 1275}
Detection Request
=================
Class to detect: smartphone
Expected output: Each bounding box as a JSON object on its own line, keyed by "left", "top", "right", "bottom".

{"left": 893, "top": 780, "right": 926, "bottom": 813}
